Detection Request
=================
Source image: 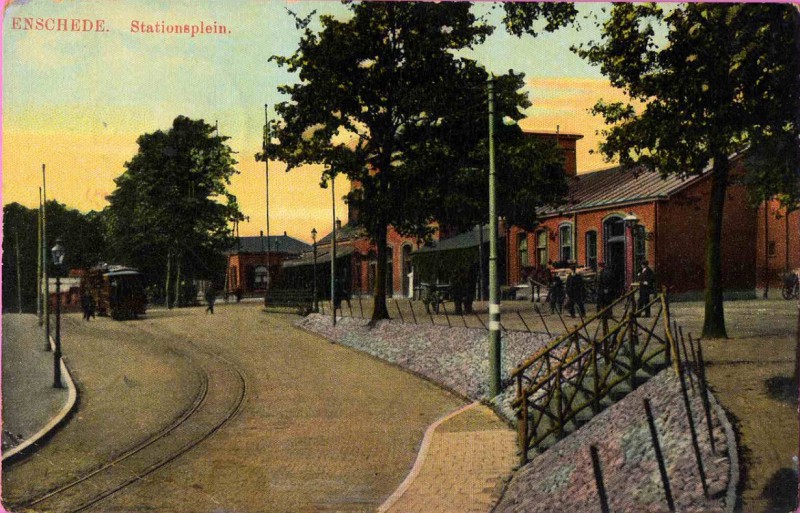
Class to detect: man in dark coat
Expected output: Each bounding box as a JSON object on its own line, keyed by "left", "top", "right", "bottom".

{"left": 549, "top": 273, "right": 564, "bottom": 314}
{"left": 565, "top": 266, "right": 586, "bottom": 318}
{"left": 205, "top": 285, "right": 216, "bottom": 314}
{"left": 596, "top": 262, "right": 615, "bottom": 317}
{"left": 637, "top": 261, "right": 656, "bottom": 317}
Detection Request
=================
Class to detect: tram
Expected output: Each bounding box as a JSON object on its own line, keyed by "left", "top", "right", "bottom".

{"left": 80, "top": 265, "right": 147, "bottom": 319}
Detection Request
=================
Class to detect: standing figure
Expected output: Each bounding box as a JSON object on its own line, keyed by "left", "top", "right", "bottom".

{"left": 549, "top": 274, "right": 564, "bottom": 314}
{"left": 565, "top": 266, "right": 586, "bottom": 318}
{"left": 81, "top": 292, "right": 92, "bottom": 321}
{"left": 205, "top": 285, "right": 216, "bottom": 314}
{"left": 596, "top": 262, "right": 615, "bottom": 317}
{"left": 637, "top": 261, "right": 656, "bottom": 317}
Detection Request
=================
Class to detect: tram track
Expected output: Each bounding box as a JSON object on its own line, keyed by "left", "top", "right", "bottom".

{"left": 6, "top": 317, "right": 248, "bottom": 513}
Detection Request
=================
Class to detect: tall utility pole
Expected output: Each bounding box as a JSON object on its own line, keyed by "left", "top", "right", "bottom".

{"left": 15, "top": 232, "right": 22, "bottom": 313}
{"left": 487, "top": 78, "right": 501, "bottom": 398}
{"left": 37, "top": 187, "right": 43, "bottom": 325}
{"left": 42, "top": 164, "right": 50, "bottom": 351}
{"left": 264, "top": 104, "right": 272, "bottom": 294}
{"left": 331, "top": 176, "right": 337, "bottom": 327}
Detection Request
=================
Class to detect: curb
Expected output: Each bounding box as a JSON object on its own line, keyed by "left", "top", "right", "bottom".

{"left": 376, "top": 401, "right": 480, "bottom": 513}
{"left": 706, "top": 386, "right": 740, "bottom": 513}
{"left": 2, "top": 334, "right": 79, "bottom": 464}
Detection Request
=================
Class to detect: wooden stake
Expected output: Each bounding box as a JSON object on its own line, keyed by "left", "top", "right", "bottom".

{"left": 590, "top": 446, "right": 611, "bottom": 513}
{"left": 644, "top": 399, "right": 676, "bottom": 512}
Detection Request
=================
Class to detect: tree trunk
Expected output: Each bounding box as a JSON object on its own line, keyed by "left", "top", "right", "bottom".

{"left": 702, "top": 157, "right": 729, "bottom": 339}
{"left": 174, "top": 252, "right": 182, "bottom": 308}
{"left": 370, "top": 223, "right": 391, "bottom": 324}
{"left": 165, "top": 249, "right": 172, "bottom": 309}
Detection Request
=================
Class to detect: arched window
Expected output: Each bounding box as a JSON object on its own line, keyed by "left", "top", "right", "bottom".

{"left": 536, "top": 230, "right": 548, "bottom": 266}
{"left": 254, "top": 266, "right": 269, "bottom": 288}
{"left": 559, "top": 223, "right": 573, "bottom": 263}
{"left": 518, "top": 233, "right": 529, "bottom": 268}
{"left": 585, "top": 231, "right": 598, "bottom": 270}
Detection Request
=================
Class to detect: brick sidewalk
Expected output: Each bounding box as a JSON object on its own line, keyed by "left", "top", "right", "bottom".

{"left": 380, "top": 402, "right": 517, "bottom": 513}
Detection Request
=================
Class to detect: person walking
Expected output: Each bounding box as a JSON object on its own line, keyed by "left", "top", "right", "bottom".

{"left": 81, "top": 292, "right": 92, "bottom": 321}
{"left": 549, "top": 273, "right": 564, "bottom": 314}
{"left": 637, "top": 261, "right": 656, "bottom": 317}
{"left": 205, "top": 285, "right": 217, "bottom": 314}
{"left": 565, "top": 266, "right": 586, "bottom": 318}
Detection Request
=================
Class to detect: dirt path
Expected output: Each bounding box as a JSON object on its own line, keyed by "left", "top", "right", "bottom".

{"left": 670, "top": 299, "right": 798, "bottom": 513}
{"left": 82, "top": 304, "right": 465, "bottom": 512}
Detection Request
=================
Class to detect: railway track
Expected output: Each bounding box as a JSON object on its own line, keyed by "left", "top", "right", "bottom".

{"left": 5, "top": 318, "right": 248, "bottom": 513}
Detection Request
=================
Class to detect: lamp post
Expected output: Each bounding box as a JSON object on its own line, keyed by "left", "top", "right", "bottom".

{"left": 487, "top": 77, "right": 501, "bottom": 398}
{"left": 623, "top": 212, "right": 639, "bottom": 290}
{"left": 51, "top": 238, "right": 65, "bottom": 389}
{"left": 311, "top": 228, "right": 318, "bottom": 312}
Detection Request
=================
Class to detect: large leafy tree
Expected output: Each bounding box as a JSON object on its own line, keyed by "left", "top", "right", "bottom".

{"left": 105, "top": 116, "right": 243, "bottom": 306}
{"left": 574, "top": 3, "right": 799, "bottom": 338}
{"left": 265, "top": 2, "right": 568, "bottom": 322}
{"left": 2, "top": 202, "right": 105, "bottom": 312}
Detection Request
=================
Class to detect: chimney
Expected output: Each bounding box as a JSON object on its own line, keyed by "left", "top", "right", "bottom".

{"left": 283, "top": 231, "right": 287, "bottom": 236}
{"left": 336, "top": 218, "right": 342, "bottom": 230}
{"left": 523, "top": 129, "right": 582, "bottom": 178}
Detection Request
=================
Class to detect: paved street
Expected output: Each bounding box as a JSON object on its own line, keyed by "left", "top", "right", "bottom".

{"left": 2, "top": 303, "right": 465, "bottom": 512}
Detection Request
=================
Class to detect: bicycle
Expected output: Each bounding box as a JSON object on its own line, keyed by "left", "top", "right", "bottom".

{"left": 780, "top": 271, "right": 799, "bottom": 300}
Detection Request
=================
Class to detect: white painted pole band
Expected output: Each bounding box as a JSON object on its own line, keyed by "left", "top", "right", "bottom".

{"left": 489, "top": 304, "right": 500, "bottom": 315}
{"left": 489, "top": 321, "right": 501, "bottom": 330}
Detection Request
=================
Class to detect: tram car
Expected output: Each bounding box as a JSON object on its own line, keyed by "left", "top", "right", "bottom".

{"left": 80, "top": 265, "right": 147, "bottom": 319}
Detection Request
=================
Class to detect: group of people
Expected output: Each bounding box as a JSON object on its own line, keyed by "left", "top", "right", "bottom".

{"left": 527, "top": 260, "right": 656, "bottom": 319}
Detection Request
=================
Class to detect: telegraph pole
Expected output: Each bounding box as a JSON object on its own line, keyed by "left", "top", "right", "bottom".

{"left": 37, "top": 187, "right": 43, "bottom": 325}
{"left": 15, "top": 232, "right": 22, "bottom": 313}
{"left": 264, "top": 104, "right": 272, "bottom": 294}
{"left": 42, "top": 164, "right": 50, "bottom": 351}
{"left": 488, "top": 78, "right": 501, "bottom": 397}
{"left": 331, "top": 176, "right": 337, "bottom": 327}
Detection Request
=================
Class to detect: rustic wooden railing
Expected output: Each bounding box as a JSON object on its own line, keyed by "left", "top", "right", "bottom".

{"left": 511, "top": 288, "right": 680, "bottom": 464}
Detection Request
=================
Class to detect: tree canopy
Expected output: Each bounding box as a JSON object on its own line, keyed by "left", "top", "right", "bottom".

{"left": 574, "top": 3, "right": 799, "bottom": 337}
{"left": 265, "top": 2, "right": 569, "bottom": 321}
{"left": 105, "top": 116, "right": 242, "bottom": 305}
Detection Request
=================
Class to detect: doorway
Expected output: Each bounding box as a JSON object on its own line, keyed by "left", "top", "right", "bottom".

{"left": 603, "top": 216, "right": 626, "bottom": 295}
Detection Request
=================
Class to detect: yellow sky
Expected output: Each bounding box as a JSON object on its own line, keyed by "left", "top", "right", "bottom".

{"left": 2, "top": 1, "right": 623, "bottom": 242}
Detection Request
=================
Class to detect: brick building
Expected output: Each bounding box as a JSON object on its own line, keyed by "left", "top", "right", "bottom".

{"left": 507, "top": 149, "right": 791, "bottom": 300}
{"left": 225, "top": 233, "right": 311, "bottom": 295}
{"left": 756, "top": 199, "right": 800, "bottom": 294}
{"left": 283, "top": 220, "right": 421, "bottom": 298}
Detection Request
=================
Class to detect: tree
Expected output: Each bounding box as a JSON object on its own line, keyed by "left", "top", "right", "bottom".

{"left": 105, "top": 116, "right": 243, "bottom": 306}
{"left": 265, "top": 2, "right": 568, "bottom": 323}
{"left": 2, "top": 202, "right": 106, "bottom": 312}
{"left": 574, "top": 3, "right": 799, "bottom": 338}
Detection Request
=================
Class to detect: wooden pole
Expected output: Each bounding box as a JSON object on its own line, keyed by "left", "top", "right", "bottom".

{"left": 42, "top": 164, "right": 50, "bottom": 350}
{"left": 694, "top": 335, "right": 716, "bottom": 454}
{"left": 644, "top": 399, "right": 676, "bottom": 512}
{"left": 37, "top": 188, "right": 43, "bottom": 324}
{"left": 677, "top": 355, "right": 709, "bottom": 498}
{"left": 408, "top": 299, "right": 417, "bottom": 325}
{"left": 590, "top": 446, "right": 611, "bottom": 513}
{"left": 535, "top": 305, "right": 551, "bottom": 337}
{"left": 394, "top": 299, "right": 404, "bottom": 323}
{"left": 15, "top": 231, "right": 23, "bottom": 313}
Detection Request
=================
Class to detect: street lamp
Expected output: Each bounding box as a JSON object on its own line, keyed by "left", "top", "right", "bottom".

{"left": 51, "top": 238, "right": 65, "bottom": 389}
{"left": 311, "top": 228, "right": 318, "bottom": 312}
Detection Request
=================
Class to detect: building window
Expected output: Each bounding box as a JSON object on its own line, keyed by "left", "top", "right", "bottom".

{"left": 585, "top": 231, "right": 598, "bottom": 270}
{"left": 518, "top": 233, "right": 529, "bottom": 268}
{"left": 254, "top": 266, "right": 269, "bottom": 287}
{"left": 768, "top": 241, "right": 777, "bottom": 257}
{"left": 536, "top": 231, "right": 548, "bottom": 266}
{"left": 633, "top": 226, "right": 647, "bottom": 272}
{"left": 559, "top": 224, "right": 573, "bottom": 263}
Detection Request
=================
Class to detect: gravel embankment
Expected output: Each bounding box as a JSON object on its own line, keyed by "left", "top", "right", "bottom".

{"left": 494, "top": 369, "right": 732, "bottom": 513}
{"left": 297, "top": 313, "right": 736, "bottom": 513}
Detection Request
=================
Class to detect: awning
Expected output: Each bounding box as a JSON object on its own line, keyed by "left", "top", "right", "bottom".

{"left": 282, "top": 245, "right": 356, "bottom": 268}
